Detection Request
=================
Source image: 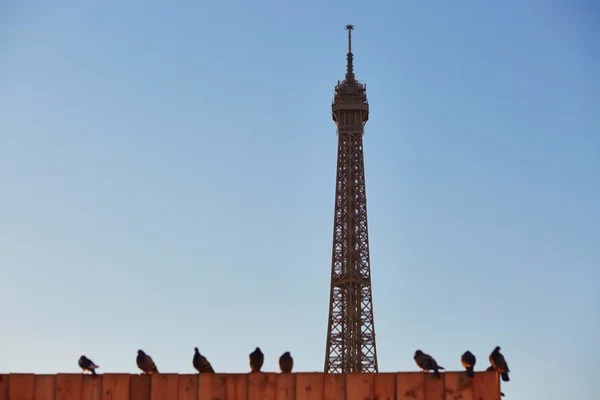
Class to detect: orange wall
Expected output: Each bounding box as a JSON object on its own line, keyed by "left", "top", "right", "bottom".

{"left": 0, "top": 371, "right": 500, "bottom": 400}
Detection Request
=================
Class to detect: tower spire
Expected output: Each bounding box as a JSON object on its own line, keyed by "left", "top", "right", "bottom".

{"left": 345, "top": 24, "right": 355, "bottom": 81}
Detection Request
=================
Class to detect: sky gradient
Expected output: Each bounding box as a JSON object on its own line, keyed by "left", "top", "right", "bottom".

{"left": 1, "top": 1, "right": 599, "bottom": 399}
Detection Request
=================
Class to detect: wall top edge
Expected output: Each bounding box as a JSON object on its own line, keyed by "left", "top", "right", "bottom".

{"left": 0, "top": 371, "right": 496, "bottom": 376}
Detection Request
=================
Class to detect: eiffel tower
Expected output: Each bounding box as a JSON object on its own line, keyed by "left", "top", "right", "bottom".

{"left": 324, "top": 25, "right": 378, "bottom": 373}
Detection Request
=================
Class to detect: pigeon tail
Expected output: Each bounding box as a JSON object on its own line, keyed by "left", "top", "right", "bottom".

{"left": 437, "top": 366, "right": 445, "bottom": 370}
{"left": 501, "top": 372, "right": 510, "bottom": 382}
{"left": 466, "top": 366, "right": 474, "bottom": 377}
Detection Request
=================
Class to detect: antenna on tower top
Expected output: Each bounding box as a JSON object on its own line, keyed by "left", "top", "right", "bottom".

{"left": 345, "top": 24, "right": 354, "bottom": 52}
{"left": 344, "top": 24, "right": 355, "bottom": 81}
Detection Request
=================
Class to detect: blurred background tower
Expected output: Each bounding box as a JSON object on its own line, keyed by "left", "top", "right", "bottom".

{"left": 324, "top": 25, "right": 378, "bottom": 373}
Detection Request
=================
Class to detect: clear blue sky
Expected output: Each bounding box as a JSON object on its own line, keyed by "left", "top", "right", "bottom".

{"left": 1, "top": 1, "right": 598, "bottom": 399}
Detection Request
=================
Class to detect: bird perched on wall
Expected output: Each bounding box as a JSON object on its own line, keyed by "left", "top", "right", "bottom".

{"left": 278, "top": 352, "right": 294, "bottom": 373}
{"left": 193, "top": 347, "right": 215, "bottom": 373}
{"left": 249, "top": 347, "right": 264, "bottom": 372}
{"left": 136, "top": 350, "right": 159, "bottom": 374}
{"left": 414, "top": 350, "right": 445, "bottom": 378}
{"left": 461, "top": 351, "right": 476, "bottom": 377}
{"left": 78, "top": 356, "right": 99, "bottom": 376}
{"left": 489, "top": 346, "right": 510, "bottom": 382}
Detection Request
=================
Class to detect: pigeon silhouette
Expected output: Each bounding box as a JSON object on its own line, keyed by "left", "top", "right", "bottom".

{"left": 193, "top": 347, "right": 215, "bottom": 373}
{"left": 489, "top": 346, "right": 510, "bottom": 382}
{"left": 461, "top": 351, "right": 476, "bottom": 377}
{"left": 249, "top": 347, "right": 264, "bottom": 372}
{"left": 414, "top": 350, "right": 445, "bottom": 378}
{"left": 278, "top": 352, "right": 294, "bottom": 373}
{"left": 136, "top": 349, "right": 159, "bottom": 374}
{"left": 78, "top": 356, "right": 99, "bottom": 376}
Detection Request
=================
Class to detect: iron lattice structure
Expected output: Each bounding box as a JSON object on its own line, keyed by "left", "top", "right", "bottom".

{"left": 324, "top": 25, "right": 378, "bottom": 374}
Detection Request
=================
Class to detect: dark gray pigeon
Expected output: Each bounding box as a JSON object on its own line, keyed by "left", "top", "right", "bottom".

{"left": 461, "top": 351, "right": 476, "bottom": 377}
{"left": 278, "top": 352, "right": 293, "bottom": 373}
{"left": 249, "top": 347, "right": 264, "bottom": 372}
{"left": 489, "top": 346, "right": 510, "bottom": 382}
{"left": 78, "top": 355, "right": 99, "bottom": 376}
{"left": 193, "top": 347, "right": 215, "bottom": 373}
{"left": 136, "top": 349, "right": 159, "bottom": 374}
{"left": 414, "top": 350, "right": 444, "bottom": 378}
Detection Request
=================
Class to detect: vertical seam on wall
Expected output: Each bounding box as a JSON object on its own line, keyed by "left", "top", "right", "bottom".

{"left": 79, "top": 375, "right": 84, "bottom": 400}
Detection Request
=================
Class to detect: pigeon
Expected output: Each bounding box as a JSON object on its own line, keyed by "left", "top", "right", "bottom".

{"left": 486, "top": 365, "right": 495, "bottom": 372}
{"left": 193, "top": 347, "right": 215, "bottom": 373}
{"left": 278, "top": 352, "right": 294, "bottom": 373}
{"left": 414, "top": 350, "right": 444, "bottom": 378}
{"left": 249, "top": 347, "right": 264, "bottom": 372}
{"left": 78, "top": 356, "right": 99, "bottom": 376}
{"left": 489, "top": 346, "right": 510, "bottom": 382}
{"left": 136, "top": 349, "right": 159, "bottom": 374}
{"left": 461, "top": 351, "right": 476, "bottom": 377}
